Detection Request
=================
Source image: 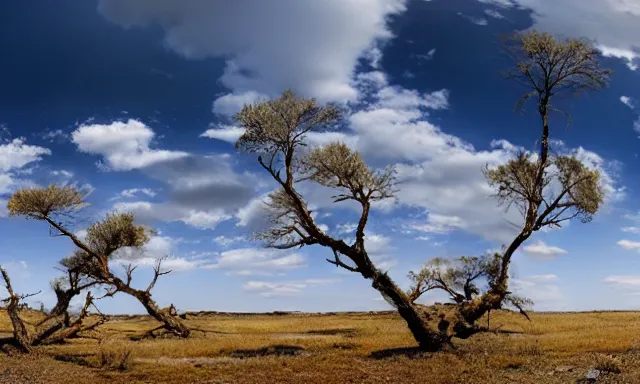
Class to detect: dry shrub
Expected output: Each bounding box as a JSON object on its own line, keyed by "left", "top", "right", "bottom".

{"left": 594, "top": 354, "right": 622, "bottom": 374}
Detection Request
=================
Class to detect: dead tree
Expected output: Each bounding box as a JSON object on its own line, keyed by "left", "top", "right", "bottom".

{"left": 412, "top": 31, "right": 611, "bottom": 337}
{"left": 0, "top": 267, "right": 104, "bottom": 352}
{"left": 6, "top": 185, "right": 190, "bottom": 338}
{"left": 234, "top": 90, "right": 449, "bottom": 351}
{"left": 0, "top": 267, "right": 38, "bottom": 352}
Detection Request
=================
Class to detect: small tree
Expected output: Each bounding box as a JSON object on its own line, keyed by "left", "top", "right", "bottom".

{"left": 414, "top": 31, "right": 611, "bottom": 337}
{"left": 7, "top": 185, "right": 190, "bottom": 338}
{"left": 235, "top": 90, "right": 449, "bottom": 351}
{"left": 407, "top": 253, "right": 533, "bottom": 336}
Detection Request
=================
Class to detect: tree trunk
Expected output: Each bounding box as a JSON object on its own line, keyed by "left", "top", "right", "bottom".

{"left": 6, "top": 296, "right": 32, "bottom": 353}
{"left": 357, "top": 254, "right": 448, "bottom": 351}
{"left": 114, "top": 281, "right": 190, "bottom": 338}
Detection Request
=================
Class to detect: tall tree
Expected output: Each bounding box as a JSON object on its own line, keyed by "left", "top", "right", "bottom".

{"left": 235, "top": 90, "right": 450, "bottom": 351}
{"left": 7, "top": 185, "right": 190, "bottom": 338}
{"left": 411, "top": 31, "right": 611, "bottom": 337}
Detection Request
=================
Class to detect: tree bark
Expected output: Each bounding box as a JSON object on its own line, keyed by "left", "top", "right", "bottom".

{"left": 355, "top": 252, "right": 448, "bottom": 351}
{"left": 113, "top": 280, "right": 190, "bottom": 338}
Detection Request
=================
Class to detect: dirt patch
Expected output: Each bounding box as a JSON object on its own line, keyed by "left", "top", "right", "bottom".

{"left": 229, "top": 345, "right": 307, "bottom": 359}
{"left": 272, "top": 328, "right": 357, "bottom": 339}
{"left": 369, "top": 347, "right": 429, "bottom": 360}
{"left": 306, "top": 328, "right": 357, "bottom": 336}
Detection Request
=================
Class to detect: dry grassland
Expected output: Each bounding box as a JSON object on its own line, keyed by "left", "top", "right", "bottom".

{"left": 2, "top": 310, "right": 640, "bottom": 383}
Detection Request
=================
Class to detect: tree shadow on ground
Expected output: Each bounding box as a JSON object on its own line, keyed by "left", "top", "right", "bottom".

{"left": 369, "top": 347, "right": 430, "bottom": 359}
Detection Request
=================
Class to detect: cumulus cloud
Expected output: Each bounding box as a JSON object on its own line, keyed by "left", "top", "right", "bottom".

{"left": 244, "top": 279, "right": 339, "bottom": 297}
{"left": 98, "top": 0, "right": 407, "bottom": 102}
{"left": 72, "top": 119, "right": 257, "bottom": 229}
{"left": 0, "top": 138, "right": 51, "bottom": 173}
{"left": 72, "top": 119, "right": 187, "bottom": 171}
{"left": 228, "top": 72, "right": 622, "bottom": 245}
{"left": 522, "top": 240, "right": 568, "bottom": 259}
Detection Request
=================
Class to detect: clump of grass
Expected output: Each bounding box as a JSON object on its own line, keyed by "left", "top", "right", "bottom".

{"left": 90, "top": 342, "right": 134, "bottom": 371}
{"left": 594, "top": 354, "right": 622, "bottom": 374}
{"left": 516, "top": 341, "right": 544, "bottom": 356}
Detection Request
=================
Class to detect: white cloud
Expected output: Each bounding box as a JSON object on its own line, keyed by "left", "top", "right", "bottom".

{"left": 365, "top": 233, "right": 397, "bottom": 271}
{"left": 621, "top": 96, "right": 635, "bottom": 109}
{"left": 0, "top": 138, "right": 50, "bottom": 200}
{"left": 458, "top": 13, "right": 488, "bottom": 26}
{"left": 415, "top": 48, "right": 436, "bottom": 61}
{"left": 200, "top": 125, "right": 245, "bottom": 144}
{"left": 39, "top": 129, "right": 69, "bottom": 142}
{"left": 202, "top": 248, "right": 306, "bottom": 275}
{"left": 112, "top": 235, "right": 204, "bottom": 272}
{"left": 227, "top": 72, "right": 622, "bottom": 246}
{"left": 0, "top": 138, "right": 51, "bottom": 173}
{"left": 522, "top": 240, "right": 568, "bottom": 259}
{"left": 244, "top": 279, "right": 339, "bottom": 297}
{"left": 110, "top": 188, "right": 157, "bottom": 200}
{"left": 604, "top": 275, "right": 640, "bottom": 293}
{"left": 336, "top": 223, "right": 358, "bottom": 234}
{"left": 214, "top": 235, "right": 246, "bottom": 247}
{"left": 510, "top": 274, "right": 563, "bottom": 311}
{"left": 488, "top": 0, "right": 640, "bottom": 70}
{"left": 213, "top": 91, "right": 269, "bottom": 118}
{"left": 72, "top": 119, "right": 188, "bottom": 171}
{"left": 50, "top": 170, "right": 73, "bottom": 179}
{"left": 113, "top": 200, "right": 231, "bottom": 230}
{"left": 600, "top": 46, "right": 638, "bottom": 71}
{"left": 622, "top": 226, "right": 640, "bottom": 234}
{"left": 98, "top": 0, "right": 407, "bottom": 102}
{"left": 484, "top": 9, "right": 504, "bottom": 19}
{"left": 617, "top": 239, "right": 640, "bottom": 251}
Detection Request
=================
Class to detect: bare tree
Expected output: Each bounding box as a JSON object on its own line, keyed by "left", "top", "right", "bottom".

{"left": 412, "top": 31, "right": 611, "bottom": 337}
{"left": 7, "top": 185, "right": 190, "bottom": 338}
{"left": 234, "top": 90, "right": 449, "bottom": 351}
{"left": 0, "top": 266, "right": 103, "bottom": 352}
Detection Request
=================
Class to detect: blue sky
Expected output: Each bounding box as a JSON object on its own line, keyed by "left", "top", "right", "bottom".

{"left": 1, "top": 0, "right": 640, "bottom": 314}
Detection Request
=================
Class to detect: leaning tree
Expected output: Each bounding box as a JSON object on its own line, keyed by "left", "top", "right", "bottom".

{"left": 234, "top": 90, "right": 450, "bottom": 351}
{"left": 408, "top": 30, "right": 611, "bottom": 338}
{"left": 7, "top": 185, "right": 190, "bottom": 338}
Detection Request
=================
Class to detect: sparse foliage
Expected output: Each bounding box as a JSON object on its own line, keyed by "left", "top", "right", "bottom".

{"left": 7, "top": 185, "right": 87, "bottom": 219}
{"left": 412, "top": 31, "right": 611, "bottom": 340}
{"left": 7, "top": 185, "right": 190, "bottom": 340}
{"left": 236, "top": 90, "right": 448, "bottom": 351}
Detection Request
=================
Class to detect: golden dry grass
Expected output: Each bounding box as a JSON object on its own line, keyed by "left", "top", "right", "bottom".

{"left": 2, "top": 310, "right": 640, "bottom": 383}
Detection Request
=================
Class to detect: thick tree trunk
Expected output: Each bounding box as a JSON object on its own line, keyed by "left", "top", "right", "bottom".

{"left": 356, "top": 253, "right": 448, "bottom": 351}
{"left": 114, "top": 281, "right": 190, "bottom": 338}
